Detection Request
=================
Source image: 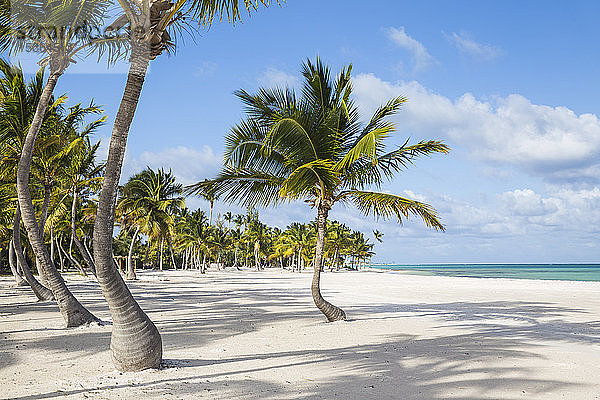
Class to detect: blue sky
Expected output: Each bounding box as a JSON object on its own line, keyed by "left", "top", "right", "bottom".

{"left": 7, "top": 0, "right": 600, "bottom": 263}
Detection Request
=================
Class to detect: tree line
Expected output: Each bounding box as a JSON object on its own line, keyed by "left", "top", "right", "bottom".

{"left": 112, "top": 167, "right": 379, "bottom": 278}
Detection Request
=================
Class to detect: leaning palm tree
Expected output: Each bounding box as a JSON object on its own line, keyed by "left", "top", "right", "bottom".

{"left": 92, "top": 0, "right": 273, "bottom": 371}
{"left": 0, "top": 60, "right": 58, "bottom": 299}
{"left": 1, "top": 0, "right": 117, "bottom": 326}
{"left": 191, "top": 58, "right": 449, "bottom": 322}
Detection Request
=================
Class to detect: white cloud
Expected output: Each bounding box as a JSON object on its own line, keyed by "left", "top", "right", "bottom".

{"left": 387, "top": 27, "right": 435, "bottom": 71}
{"left": 353, "top": 73, "right": 600, "bottom": 183}
{"left": 500, "top": 189, "right": 559, "bottom": 217}
{"left": 194, "top": 61, "right": 218, "bottom": 77}
{"left": 258, "top": 67, "right": 298, "bottom": 87}
{"left": 137, "top": 145, "right": 221, "bottom": 185}
{"left": 96, "top": 141, "right": 222, "bottom": 186}
{"left": 501, "top": 187, "right": 600, "bottom": 232}
{"left": 445, "top": 31, "right": 501, "bottom": 60}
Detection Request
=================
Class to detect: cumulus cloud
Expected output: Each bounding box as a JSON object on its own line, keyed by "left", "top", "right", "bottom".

{"left": 501, "top": 187, "right": 600, "bottom": 232}
{"left": 353, "top": 73, "right": 600, "bottom": 183}
{"left": 100, "top": 144, "right": 221, "bottom": 187}
{"left": 136, "top": 145, "right": 221, "bottom": 185}
{"left": 444, "top": 31, "right": 501, "bottom": 60}
{"left": 500, "top": 189, "right": 559, "bottom": 217}
{"left": 387, "top": 27, "right": 435, "bottom": 71}
{"left": 258, "top": 67, "right": 298, "bottom": 87}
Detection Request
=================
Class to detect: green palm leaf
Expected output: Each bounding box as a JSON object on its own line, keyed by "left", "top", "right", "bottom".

{"left": 339, "top": 190, "right": 445, "bottom": 231}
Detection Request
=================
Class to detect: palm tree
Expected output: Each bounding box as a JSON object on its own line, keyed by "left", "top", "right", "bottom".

{"left": 193, "top": 179, "right": 220, "bottom": 225}
{"left": 49, "top": 104, "right": 106, "bottom": 275}
{"left": 223, "top": 211, "right": 233, "bottom": 231}
{"left": 0, "top": 60, "right": 56, "bottom": 299}
{"left": 92, "top": 0, "right": 273, "bottom": 371}
{"left": 244, "top": 218, "right": 271, "bottom": 270}
{"left": 373, "top": 230, "right": 384, "bottom": 243}
{"left": 194, "top": 58, "right": 449, "bottom": 322}
{"left": 0, "top": 0, "right": 114, "bottom": 325}
{"left": 117, "top": 168, "right": 184, "bottom": 273}
{"left": 0, "top": 60, "right": 104, "bottom": 306}
{"left": 327, "top": 221, "right": 351, "bottom": 271}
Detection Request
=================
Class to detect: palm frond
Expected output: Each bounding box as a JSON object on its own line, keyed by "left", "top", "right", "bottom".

{"left": 188, "top": 167, "right": 285, "bottom": 208}
{"left": 339, "top": 190, "right": 445, "bottom": 231}
{"left": 342, "top": 140, "right": 450, "bottom": 189}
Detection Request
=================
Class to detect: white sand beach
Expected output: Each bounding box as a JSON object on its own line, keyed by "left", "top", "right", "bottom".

{"left": 1, "top": 269, "right": 599, "bottom": 399}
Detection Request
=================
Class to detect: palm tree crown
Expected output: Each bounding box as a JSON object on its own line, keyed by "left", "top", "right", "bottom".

{"left": 193, "top": 57, "right": 449, "bottom": 227}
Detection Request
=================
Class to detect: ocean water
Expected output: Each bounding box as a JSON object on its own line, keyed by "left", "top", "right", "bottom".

{"left": 371, "top": 264, "right": 600, "bottom": 282}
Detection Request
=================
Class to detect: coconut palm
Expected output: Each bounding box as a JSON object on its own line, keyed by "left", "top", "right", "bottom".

{"left": 327, "top": 221, "right": 351, "bottom": 271}
{"left": 0, "top": 60, "right": 55, "bottom": 298}
{"left": 243, "top": 218, "right": 271, "bottom": 270}
{"left": 117, "top": 167, "right": 184, "bottom": 272}
{"left": 193, "top": 58, "right": 449, "bottom": 322}
{"left": 0, "top": 0, "right": 116, "bottom": 325}
{"left": 92, "top": 0, "right": 273, "bottom": 371}
{"left": 0, "top": 59, "right": 103, "bottom": 304}
{"left": 36, "top": 102, "right": 106, "bottom": 276}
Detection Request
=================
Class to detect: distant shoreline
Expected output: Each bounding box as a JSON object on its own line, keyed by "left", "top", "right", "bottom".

{"left": 367, "top": 263, "right": 600, "bottom": 282}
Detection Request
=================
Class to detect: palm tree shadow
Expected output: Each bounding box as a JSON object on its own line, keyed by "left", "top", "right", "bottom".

{"left": 350, "top": 301, "right": 600, "bottom": 345}
{"left": 7, "top": 333, "right": 583, "bottom": 400}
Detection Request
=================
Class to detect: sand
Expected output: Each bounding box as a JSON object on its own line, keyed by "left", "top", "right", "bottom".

{"left": 0, "top": 269, "right": 599, "bottom": 399}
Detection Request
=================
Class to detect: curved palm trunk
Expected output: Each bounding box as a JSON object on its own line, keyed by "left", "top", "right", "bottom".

{"left": 34, "top": 185, "right": 52, "bottom": 287}
{"left": 71, "top": 191, "right": 97, "bottom": 275}
{"left": 8, "top": 240, "right": 27, "bottom": 286}
{"left": 16, "top": 71, "right": 97, "bottom": 326}
{"left": 39, "top": 184, "right": 51, "bottom": 234}
{"left": 92, "top": 45, "right": 162, "bottom": 372}
{"left": 126, "top": 226, "right": 140, "bottom": 280}
{"left": 13, "top": 207, "right": 54, "bottom": 300}
{"left": 254, "top": 241, "right": 260, "bottom": 270}
{"left": 159, "top": 238, "right": 164, "bottom": 271}
{"left": 312, "top": 205, "right": 346, "bottom": 322}
{"left": 58, "top": 235, "right": 86, "bottom": 276}
{"left": 56, "top": 235, "right": 65, "bottom": 272}
{"left": 168, "top": 237, "right": 177, "bottom": 270}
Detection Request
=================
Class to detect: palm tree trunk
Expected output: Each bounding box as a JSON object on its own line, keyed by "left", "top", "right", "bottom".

{"left": 154, "top": 240, "right": 160, "bottom": 269}
{"left": 8, "top": 240, "right": 27, "bottom": 286}
{"left": 56, "top": 235, "right": 65, "bottom": 272}
{"left": 143, "top": 241, "right": 150, "bottom": 267}
{"left": 13, "top": 207, "right": 54, "bottom": 300}
{"left": 71, "top": 191, "right": 97, "bottom": 275}
{"left": 159, "top": 238, "right": 164, "bottom": 271}
{"left": 312, "top": 204, "right": 346, "bottom": 322}
{"left": 127, "top": 226, "right": 140, "bottom": 280}
{"left": 254, "top": 241, "right": 260, "bottom": 270}
{"left": 15, "top": 70, "right": 97, "bottom": 325}
{"left": 92, "top": 44, "right": 162, "bottom": 372}
{"left": 168, "top": 237, "right": 177, "bottom": 270}
{"left": 39, "top": 184, "right": 51, "bottom": 234}
{"left": 50, "top": 226, "right": 55, "bottom": 265}
{"left": 35, "top": 185, "right": 53, "bottom": 287}
{"left": 57, "top": 235, "right": 86, "bottom": 275}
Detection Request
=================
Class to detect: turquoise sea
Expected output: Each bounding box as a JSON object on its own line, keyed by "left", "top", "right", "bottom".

{"left": 371, "top": 264, "right": 600, "bottom": 282}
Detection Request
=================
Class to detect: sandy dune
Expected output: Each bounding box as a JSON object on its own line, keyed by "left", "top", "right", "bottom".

{"left": 1, "top": 269, "right": 599, "bottom": 399}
